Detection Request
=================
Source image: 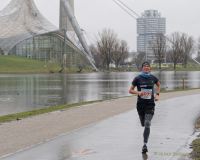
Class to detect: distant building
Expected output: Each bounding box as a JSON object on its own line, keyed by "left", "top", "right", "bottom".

{"left": 0, "top": 0, "right": 96, "bottom": 69}
{"left": 125, "top": 52, "right": 138, "bottom": 63}
{"left": 137, "top": 10, "right": 166, "bottom": 62}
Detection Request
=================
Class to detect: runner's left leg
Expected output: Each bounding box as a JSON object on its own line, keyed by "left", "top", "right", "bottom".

{"left": 143, "top": 114, "right": 153, "bottom": 144}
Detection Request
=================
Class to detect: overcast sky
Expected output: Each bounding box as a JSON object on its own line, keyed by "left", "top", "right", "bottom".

{"left": 0, "top": 0, "right": 200, "bottom": 51}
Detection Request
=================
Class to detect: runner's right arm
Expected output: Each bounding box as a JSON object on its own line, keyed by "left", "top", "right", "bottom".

{"left": 129, "top": 85, "right": 143, "bottom": 96}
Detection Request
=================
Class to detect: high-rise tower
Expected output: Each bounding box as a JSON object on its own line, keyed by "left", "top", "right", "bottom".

{"left": 137, "top": 10, "right": 166, "bottom": 61}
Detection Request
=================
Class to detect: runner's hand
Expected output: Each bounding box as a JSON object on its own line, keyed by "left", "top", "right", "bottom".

{"left": 155, "top": 95, "right": 159, "bottom": 101}
{"left": 138, "top": 91, "right": 144, "bottom": 96}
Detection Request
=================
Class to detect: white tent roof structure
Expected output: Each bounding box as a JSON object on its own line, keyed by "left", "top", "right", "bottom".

{"left": 0, "top": 0, "right": 97, "bottom": 70}
{"left": 0, "top": 0, "right": 57, "bottom": 54}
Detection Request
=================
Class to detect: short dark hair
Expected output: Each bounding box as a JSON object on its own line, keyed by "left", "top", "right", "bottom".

{"left": 142, "top": 61, "right": 150, "bottom": 67}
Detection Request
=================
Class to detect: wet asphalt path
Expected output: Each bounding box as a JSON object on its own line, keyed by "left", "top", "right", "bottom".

{"left": 1, "top": 94, "right": 200, "bottom": 160}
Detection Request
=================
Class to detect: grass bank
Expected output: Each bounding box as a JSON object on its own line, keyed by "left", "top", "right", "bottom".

{"left": 191, "top": 119, "right": 200, "bottom": 159}
{"left": 0, "top": 100, "right": 103, "bottom": 124}
{"left": 151, "top": 63, "right": 200, "bottom": 71}
{"left": 0, "top": 88, "right": 199, "bottom": 125}
{"left": 0, "top": 55, "right": 94, "bottom": 73}
{"left": 0, "top": 55, "right": 199, "bottom": 73}
{"left": 0, "top": 55, "right": 60, "bottom": 73}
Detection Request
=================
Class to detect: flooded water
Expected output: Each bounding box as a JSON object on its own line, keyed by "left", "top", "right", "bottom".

{"left": 0, "top": 71, "right": 199, "bottom": 115}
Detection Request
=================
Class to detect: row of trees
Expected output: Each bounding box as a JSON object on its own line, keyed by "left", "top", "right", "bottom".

{"left": 90, "top": 28, "right": 197, "bottom": 70}
{"left": 136, "top": 32, "right": 195, "bottom": 70}
{"left": 90, "top": 29, "right": 129, "bottom": 70}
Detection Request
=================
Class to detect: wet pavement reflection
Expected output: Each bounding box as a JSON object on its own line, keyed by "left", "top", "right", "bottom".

{"left": 1, "top": 94, "right": 200, "bottom": 160}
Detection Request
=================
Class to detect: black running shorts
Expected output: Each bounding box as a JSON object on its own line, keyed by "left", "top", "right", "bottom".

{"left": 136, "top": 101, "right": 155, "bottom": 116}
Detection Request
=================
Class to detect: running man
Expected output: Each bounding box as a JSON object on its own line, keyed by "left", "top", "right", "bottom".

{"left": 129, "top": 61, "right": 161, "bottom": 154}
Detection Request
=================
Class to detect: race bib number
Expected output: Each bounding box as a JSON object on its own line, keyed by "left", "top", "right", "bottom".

{"left": 140, "top": 89, "right": 152, "bottom": 99}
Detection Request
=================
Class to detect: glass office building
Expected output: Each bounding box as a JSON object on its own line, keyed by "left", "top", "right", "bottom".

{"left": 137, "top": 10, "right": 166, "bottom": 61}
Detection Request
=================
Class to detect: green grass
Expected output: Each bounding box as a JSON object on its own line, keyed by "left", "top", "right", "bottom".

{"left": 192, "top": 116, "right": 200, "bottom": 160}
{"left": 0, "top": 55, "right": 60, "bottom": 73}
{"left": 0, "top": 55, "right": 199, "bottom": 73}
{"left": 0, "top": 100, "right": 103, "bottom": 124}
{"left": 191, "top": 139, "right": 200, "bottom": 160}
{"left": 108, "top": 63, "right": 200, "bottom": 72}
{"left": 0, "top": 55, "right": 94, "bottom": 73}
{"left": 189, "top": 98, "right": 200, "bottom": 160}
{"left": 151, "top": 63, "right": 200, "bottom": 71}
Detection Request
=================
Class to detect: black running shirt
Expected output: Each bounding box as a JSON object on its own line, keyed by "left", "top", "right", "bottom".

{"left": 132, "top": 75, "right": 159, "bottom": 102}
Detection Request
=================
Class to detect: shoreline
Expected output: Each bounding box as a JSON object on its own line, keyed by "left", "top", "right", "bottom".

{"left": 1, "top": 88, "right": 200, "bottom": 124}
{"left": 0, "top": 89, "right": 200, "bottom": 157}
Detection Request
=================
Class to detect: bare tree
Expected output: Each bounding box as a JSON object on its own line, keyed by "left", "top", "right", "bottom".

{"left": 181, "top": 34, "right": 194, "bottom": 68}
{"left": 134, "top": 52, "right": 146, "bottom": 70}
{"left": 112, "top": 40, "right": 129, "bottom": 68}
{"left": 198, "top": 37, "right": 200, "bottom": 57}
{"left": 151, "top": 33, "right": 166, "bottom": 69}
{"left": 0, "top": 48, "right": 4, "bottom": 55}
{"left": 168, "top": 32, "right": 184, "bottom": 70}
{"left": 96, "top": 29, "right": 118, "bottom": 70}
{"left": 165, "top": 50, "right": 173, "bottom": 63}
{"left": 90, "top": 44, "right": 102, "bottom": 68}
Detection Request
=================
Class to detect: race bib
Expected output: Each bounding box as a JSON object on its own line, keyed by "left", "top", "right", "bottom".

{"left": 140, "top": 89, "right": 152, "bottom": 99}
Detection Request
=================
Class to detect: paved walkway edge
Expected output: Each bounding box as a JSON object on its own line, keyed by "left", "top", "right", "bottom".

{"left": 0, "top": 89, "right": 200, "bottom": 157}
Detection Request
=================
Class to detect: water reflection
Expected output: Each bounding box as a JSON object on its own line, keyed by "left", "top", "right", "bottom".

{"left": 0, "top": 71, "right": 199, "bottom": 115}
{"left": 187, "top": 71, "right": 200, "bottom": 88}
{"left": 153, "top": 71, "right": 200, "bottom": 91}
